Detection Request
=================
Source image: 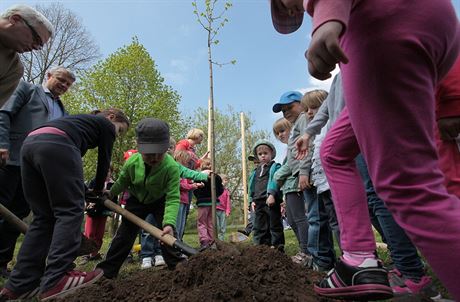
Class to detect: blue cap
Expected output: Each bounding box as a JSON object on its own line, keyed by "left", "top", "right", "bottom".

{"left": 272, "top": 91, "right": 303, "bottom": 113}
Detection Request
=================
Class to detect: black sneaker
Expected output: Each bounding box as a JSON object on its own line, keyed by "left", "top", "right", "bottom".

{"left": 237, "top": 229, "right": 248, "bottom": 236}
{"left": 0, "top": 266, "right": 10, "bottom": 279}
{"left": 314, "top": 258, "right": 393, "bottom": 301}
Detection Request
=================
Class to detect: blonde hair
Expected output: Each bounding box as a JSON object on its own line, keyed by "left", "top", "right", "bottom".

{"left": 186, "top": 128, "right": 205, "bottom": 141}
{"left": 200, "top": 158, "right": 212, "bottom": 170}
{"left": 272, "top": 118, "right": 292, "bottom": 137}
{"left": 301, "top": 89, "right": 328, "bottom": 110}
{"left": 174, "top": 150, "right": 191, "bottom": 166}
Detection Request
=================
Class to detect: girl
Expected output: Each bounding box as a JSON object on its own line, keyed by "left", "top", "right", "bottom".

{"left": 216, "top": 174, "right": 231, "bottom": 241}
{"left": 175, "top": 128, "right": 209, "bottom": 170}
{"left": 1, "top": 109, "right": 129, "bottom": 301}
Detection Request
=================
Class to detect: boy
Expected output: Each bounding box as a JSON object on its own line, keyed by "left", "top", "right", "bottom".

{"left": 273, "top": 91, "right": 335, "bottom": 271}
{"left": 249, "top": 140, "right": 284, "bottom": 250}
{"left": 96, "top": 118, "right": 183, "bottom": 278}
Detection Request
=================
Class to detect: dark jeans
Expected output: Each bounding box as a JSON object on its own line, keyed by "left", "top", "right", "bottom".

{"left": 319, "top": 190, "right": 341, "bottom": 252}
{"left": 97, "top": 196, "right": 183, "bottom": 278}
{"left": 303, "top": 188, "right": 335, "bottom": 268}
{"left": 0, "top": 165, "right": 29, "bottom": 267}
{"left": 355, "top": 154, "right": 425, "bottom": 279}
{"left": 6, "top": 134, "right": 84, "bottom": 293}
{"left": 140, "top": 214, "right": 162, "bottom": 259}
{"left": 252, "top": 198, "right": 285, "bottom": 247}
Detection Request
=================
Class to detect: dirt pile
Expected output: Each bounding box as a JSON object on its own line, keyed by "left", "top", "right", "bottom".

{"left": 63, "top": 242, "right": 328, "bottom": 302}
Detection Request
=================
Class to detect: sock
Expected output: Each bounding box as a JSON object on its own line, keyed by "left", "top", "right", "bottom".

{"left": 342, "top": 251, "right": 377, "bottom": 267}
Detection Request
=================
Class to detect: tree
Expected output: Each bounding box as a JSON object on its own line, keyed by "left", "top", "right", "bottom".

{"left": 193, "top": 0, "right": 235, "bottom": 237}
{"left": 192, "top": 106, "right": 270, "bottom": 224}
{"left": 21, "top": 3, "right": 100, "bottom": 84}
{"left": 64, "top": 37, "right": 187, "bottom": 179}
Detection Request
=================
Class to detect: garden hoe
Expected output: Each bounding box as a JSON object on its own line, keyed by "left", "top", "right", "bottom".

{"left": 0, "top": 203, "right": 98, "bottom": 256}
{"left": 101, "top": 198, "right": 198, "bottom": 257}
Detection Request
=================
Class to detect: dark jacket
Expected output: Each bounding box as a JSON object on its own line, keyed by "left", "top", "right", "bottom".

{"left": 194, "top": 174, "right": 224, "bottom": 207}
{"left": 0, "top": 80, "right": 67, "bottom": 165}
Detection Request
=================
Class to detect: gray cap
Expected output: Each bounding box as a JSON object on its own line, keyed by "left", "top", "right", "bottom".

{"left": 135, "top": 118, "right": 170, "bottom": 154}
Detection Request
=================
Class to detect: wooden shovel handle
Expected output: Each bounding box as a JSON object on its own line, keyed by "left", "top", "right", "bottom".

{"left": 0, "top": 203, "right": 28, "bottom": 234}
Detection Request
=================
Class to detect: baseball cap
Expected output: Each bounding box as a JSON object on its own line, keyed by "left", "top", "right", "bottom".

{"left": 270, "top": 0, "right": 304, "bottom": 34}
{"left": 135, "top": 118, "right": 170, "bottom": 154}
{"left": 272, "top": 91, "right": 303, "bottom": 113}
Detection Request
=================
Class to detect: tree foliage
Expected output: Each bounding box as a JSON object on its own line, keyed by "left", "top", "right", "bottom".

{"left": 21, "top": 3, "right": 100, "bottom": 84}
{"left": 191, "top": 106, "right": 270, "bottom": 223}
{"left": 64, "top": 37, "right": 187, "bottom": 179}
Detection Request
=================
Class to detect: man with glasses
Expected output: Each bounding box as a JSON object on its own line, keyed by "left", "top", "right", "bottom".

{"left": 0, "top": 4, "right": 53, "bottom": 107}
{"left": 0, "top": 66, "right": 75, "bottom": 279}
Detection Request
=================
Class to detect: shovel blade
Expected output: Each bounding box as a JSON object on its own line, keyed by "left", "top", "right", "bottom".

{"left": 229, "top": 232, "right": 250, "bottom": 243}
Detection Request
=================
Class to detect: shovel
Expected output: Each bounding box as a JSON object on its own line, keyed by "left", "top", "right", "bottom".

{"left": 101, "top": 198, "right": 198, "bottom": 257}
{"left": 0, "top": 203, "right": 98, "bottom": 256}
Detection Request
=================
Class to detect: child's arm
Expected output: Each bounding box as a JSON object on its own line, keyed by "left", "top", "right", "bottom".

{"left": 180, "top": 178, "right": 195, "bottom": 191}
{"left": 163, "top": 166, "right": 181, "bottom": 230}
{"left": 306, "top": 1, "right": 351, "bottom": 80}
{"left": 225, "top": 190, "right": 231, "bottom": 216}
{"left": 109, "top": 160, "right": 131, "bottom": 198}
{"left": 178, "top": 163, "right": 208, "bottom": 182}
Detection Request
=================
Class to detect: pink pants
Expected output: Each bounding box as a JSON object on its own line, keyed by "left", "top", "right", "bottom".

{"left": 84, "top": 216, "right": 107, "bottom": 256}
{"left": 436, "top": 133, "right": 460, "bottom": 197}
{"left": 197, "top": 206, "right": 214, "bottom": 247}
{"left": 320, "top": 0, "right": 460, "bottom": 298}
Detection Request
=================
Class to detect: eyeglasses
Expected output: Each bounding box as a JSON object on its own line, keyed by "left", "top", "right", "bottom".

{"left": 22, "top": 18, "right": 43, "bottom": 47}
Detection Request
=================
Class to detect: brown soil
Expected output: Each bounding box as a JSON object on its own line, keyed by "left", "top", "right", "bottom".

{"left": 63, "top": 242, "right": 330, "bottom": 302}
{"left": 77, "top": 233, "right": 98, "bottom": 256}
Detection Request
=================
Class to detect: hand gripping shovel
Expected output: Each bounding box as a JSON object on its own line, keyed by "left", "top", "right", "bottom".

{"left": 0, "top": 203, "right": 98, "bottom": 256}
{"left": 102, "top": 198, "right": 198, "bottom": 257}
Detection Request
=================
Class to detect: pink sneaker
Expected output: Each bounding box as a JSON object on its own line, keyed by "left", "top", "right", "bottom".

{"left": 39, "top": 269, "right": 103, "bottom": 301}
{"left": 389, "top": 269, "right": 442, "bottom": 300}
{"left": 0, "top": 287, "right": 39, "bottom": 301}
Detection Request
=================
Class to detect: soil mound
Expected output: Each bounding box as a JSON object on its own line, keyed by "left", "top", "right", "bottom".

{"left": 63, "top": 242, "right": 327, "bottom": 302}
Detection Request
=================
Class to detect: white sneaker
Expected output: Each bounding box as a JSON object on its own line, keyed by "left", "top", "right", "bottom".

{"left": 141, "top": 257, "right": 152, "bottom": 269}
{"left": 154, "top": 255, "right": 166, "bottom": 267}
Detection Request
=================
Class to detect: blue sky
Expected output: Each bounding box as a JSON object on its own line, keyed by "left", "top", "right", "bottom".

{"left": 2, "top": 0, "right": 460, "bottom": 160}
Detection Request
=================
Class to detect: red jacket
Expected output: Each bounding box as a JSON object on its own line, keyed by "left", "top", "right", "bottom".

{"left": 176, "top": 139, "right": 201, "bottom": 169}
{"left": 217, "top": 188, "right": 231, "bottom": 215}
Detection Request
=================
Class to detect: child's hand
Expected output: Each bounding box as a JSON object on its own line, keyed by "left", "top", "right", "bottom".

{"left": 194, "top": 182, "right": 205, "bottom": 189}
{"left": 306, "top": 21, "right": 348, "bottom": 80}
{"left": 162, "top": 225, "right": 174, "bottom": 237}
{"left": 266, "top": 195, "right": 275, "bottom": 207}
{"left": 298, "top": 175, "right": 311, "bottom": 190}
{"left": 295, "top": 133, "right": 311, "bottom": 160}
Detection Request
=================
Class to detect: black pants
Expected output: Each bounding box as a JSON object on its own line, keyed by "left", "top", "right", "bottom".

{"left": 252, "top": 198, "right": 285, "bottom": 247}
{"left": 0, "top": 165, "right": 29, "bottom": 267}
{"left": 96, "top": 196, "right": 183, "bottom": 278}
{"left": 6, "top": 134, "right": 84, "bottom": 293}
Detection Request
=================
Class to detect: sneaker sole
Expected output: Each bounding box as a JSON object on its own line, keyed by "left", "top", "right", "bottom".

{"left": 314, "top": 284, "right": 394, "bottom": 301}
{"left": 41, "top": 271, "right": 104, "bottom": 301}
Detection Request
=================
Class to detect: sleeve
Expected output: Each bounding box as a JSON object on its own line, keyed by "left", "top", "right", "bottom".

{"left": 268, "top": 163, "right": 282, "bottom": 196}
{"left": 0, "top": 55, "right": 23, "bottom": 108}
{"left": 94, "top": 120, "right": 115, "bottom": 191}
{"left": 110, "top": 159, "right": 132, "bottom": 197}
{"left": 248, "top": 169, "right": 256, "bottom": 201}
{"left": 306, "top": 0, "right": 355, "bottom": 35}
{"left": 274, "top": 163, "right": 292, "bottom": 183}
{"left": 436, "top": 57, "right": 460, "bottom": 120}
{"left": 215, "top": 174, "right": 224, "bottom": 198}
{"left": 163, "top": 165, "right": 181, "bottom": 228}
{"left": 0, "top": 81, "right": 31, "bottom": 150}
{"left": 298, "top": 117, "right": 314, "bottom": 176}
{"left": 178, "top": 163, "right": 208, "bottom": 182}
{"left": 180, "top": 178, "right": 195, "bottom": 191}
{"left": 175, "top": 139, "right": 189, "bottom": 151}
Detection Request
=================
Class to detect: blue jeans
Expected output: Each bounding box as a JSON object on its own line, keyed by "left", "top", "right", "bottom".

{"left": 176, "top": 203, "right": 188, "bottom": 240}
{"left": 355, "top": 154, "right": 424, "bottom": 279}
{"left": 216, "top": 210, "right": 226, "bottom": 241}
{"left": 140, "top": 214, "right": 162, "bottom": 259}
{"left": 303, "top": 188, "right": 335, "bottom": 268}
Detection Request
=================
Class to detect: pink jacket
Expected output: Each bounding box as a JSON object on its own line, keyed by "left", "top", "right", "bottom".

{"left": 305, "top": 0, "right": 360, "bottom": 35}
{"left": 217, "top": 188, "right": 231, "bottom": 215}
{"left": 180, "top": 178, "right": 195, "bottom": 204}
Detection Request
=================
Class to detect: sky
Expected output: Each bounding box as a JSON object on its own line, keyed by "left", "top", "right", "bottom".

{"left": 1, "top": 0, "right": 460, "bottom": 160}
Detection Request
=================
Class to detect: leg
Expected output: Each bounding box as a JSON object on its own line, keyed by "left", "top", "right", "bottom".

{"left": 269, "top": 200, "right": 285, "bottom": 248}
{"left": 321, "top": 190, "right": 341, "bottom": 251}
{"left": 285, "top": 192, "right": 309, "bottom": 254}
{"left": 253, "top": 199, "right": 270, "bottom": 245}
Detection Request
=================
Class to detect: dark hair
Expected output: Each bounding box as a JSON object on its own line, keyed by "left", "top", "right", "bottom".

{"left": 93, "top": 108, "right": 130, "bottom": 127}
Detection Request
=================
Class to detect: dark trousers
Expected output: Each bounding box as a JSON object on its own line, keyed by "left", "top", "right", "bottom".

{"left": 0, "top": 165, "right": 29, "bottom": 267}
{"left": 6, "top": 134, "right": 84, "bottom": 293}
{"left": 252, "top": 198, "right": 285, "bottom": 247}
{"left": 97, "top": 196, "right": 183, "bottom": 278}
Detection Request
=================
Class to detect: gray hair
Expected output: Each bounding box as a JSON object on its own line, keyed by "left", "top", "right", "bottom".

{"left": 1, "top": 4, "right": 54, "bottom": 37}
{"left": 48, "top": 66, "right": 76, "bottom": 82}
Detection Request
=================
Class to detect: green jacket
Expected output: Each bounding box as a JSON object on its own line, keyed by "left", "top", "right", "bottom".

{"left": 179, "top": 164, "right": 208, "bottom": 182}
{"left": 274, "top": 163, "right": 300, "bottom": 194}
{"left": 110, "top": 153, "right": 180, "bottom": 227}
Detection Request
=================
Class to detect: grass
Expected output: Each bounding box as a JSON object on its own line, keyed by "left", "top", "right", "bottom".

{"left": 0, "top": 218, "right": 450, "bottom": 300}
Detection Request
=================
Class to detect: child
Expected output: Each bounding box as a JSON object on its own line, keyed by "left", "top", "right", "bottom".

{"left": 80, "top": 166, "right": 116, "bottom": 265}
{"left": 272, "top": 92, "right": 310, "bottom": 265}
{"left": 216, "top": 174, "right": 231, "bottom": 241}
{"left": 272, "top": 0, "right": 460, "bottom": 299}
{"left": 174, "top": 149, "right": 205, "bottom": 240}
{"left": 176, "top": 128, "right": 209, "bottom": 170}
{"left": 238, "top": 154, "right": 259, "bottom": 236}
{"left": 96, "top": 118, "right": 183, "bottom": 278}
{"left": 0, "top": 109, "right": 129, "bottom": 301}
{"left": 250, "top": 140, "right": 285, "bottom": 250}
{"left": 193, "top": 158, "right": 223, "bottom": 248}
{"left": 302, "top": 90, "right": 340, "bottom": 254}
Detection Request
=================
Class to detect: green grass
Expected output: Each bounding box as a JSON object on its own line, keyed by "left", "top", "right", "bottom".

{"left": 0, "top": 221, "right": 450, "bottom": 300}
